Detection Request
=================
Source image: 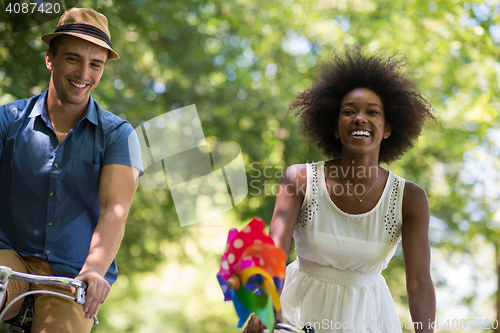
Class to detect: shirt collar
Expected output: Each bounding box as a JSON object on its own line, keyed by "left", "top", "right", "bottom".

{"left": 28, "top": 90, "right": 47, "bottom": 119}
{"left": 29, "top": 89, "right": 99, "bottom": 126}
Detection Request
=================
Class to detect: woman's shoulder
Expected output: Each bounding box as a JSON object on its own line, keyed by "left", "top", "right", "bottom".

{"left": 281, "top": 162, "right": 317, "bottom": 191}
{"left": 403, "top": 180, "right": 427, "bottom": 197}
{"left": 283, "top": 163, "right": 307, "bottom": 183}
{"left": 389, "top": 172, "right": 427, "bottom": 204}
{"left": 282, "top": 161, "right": 326, "bottom": 189}
{"left": 402, "top": 180, "right": 429, "bottom": 220}
{"left": 286, "top": 160, "right": 324, "bottom": 172}
{"left": 284, "top": 161, "right": 324, "bottom": 177}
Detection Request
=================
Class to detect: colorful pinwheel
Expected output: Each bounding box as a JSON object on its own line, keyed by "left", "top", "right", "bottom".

{"left": 217, "top": 218, "right": 287, "bottom": 330}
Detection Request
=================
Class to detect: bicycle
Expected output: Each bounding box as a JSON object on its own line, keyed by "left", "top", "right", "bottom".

{"left": 0, "top": 265, "right": 98, "bottom": 332}
{"left": 273, "top": 321, "right": 315, "bottom": 332}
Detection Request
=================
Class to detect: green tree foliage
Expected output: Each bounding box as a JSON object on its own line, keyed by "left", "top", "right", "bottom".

{"left": 0, "top": 0, "right": 499, "bottom": 332}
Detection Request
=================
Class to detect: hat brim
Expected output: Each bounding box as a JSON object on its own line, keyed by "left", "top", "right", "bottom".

{"left": 41, "top": 32, "right": 119, "bottom": 60}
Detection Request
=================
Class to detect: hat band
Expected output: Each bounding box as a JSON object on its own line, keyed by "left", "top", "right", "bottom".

{"left": 54, "top": 23, "right": 112, "bottom": 49}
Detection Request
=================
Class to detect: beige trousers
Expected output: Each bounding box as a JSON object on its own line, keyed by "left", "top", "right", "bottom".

{"left": 0, "top": 250, "right": 94, "bottom": 333}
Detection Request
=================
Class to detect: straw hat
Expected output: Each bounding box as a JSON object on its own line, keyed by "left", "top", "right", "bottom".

{"left": 41, "top": 8, "right": 119, "bottom": 60}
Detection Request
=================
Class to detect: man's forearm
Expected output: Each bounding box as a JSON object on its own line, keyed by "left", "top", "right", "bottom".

{"left": 81, "top": 207, "right": 127, "bottom": 276}
{"left": 77, "top": 164, "right": 138, "bottom": 319}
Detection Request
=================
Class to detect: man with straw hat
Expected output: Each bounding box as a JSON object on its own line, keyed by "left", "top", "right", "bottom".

{"left": 0, "top": 7, "right": 142, "bottom": 332}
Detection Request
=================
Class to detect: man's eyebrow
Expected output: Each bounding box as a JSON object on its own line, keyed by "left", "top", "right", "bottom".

{"left": 341, "top": 101, "right": 383, "bottom": 108}
{"left": 64, "top": 52, "right": 81, "bottom": 59}
{"left": 64, "top": 52, "right": 106, "bottom": 64}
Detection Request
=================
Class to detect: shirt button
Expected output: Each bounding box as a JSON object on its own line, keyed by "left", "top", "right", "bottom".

{"left": 46, "top": 249, "right": 51, "bottom": 254}
{"left": 50, "top": 192, "right": 55, "bottom": 197}
{"left": 48, "top": 221, "right": 53, "bottom": 226}
{"left": 53, "top": 163, "right": 58, "bottom": 168}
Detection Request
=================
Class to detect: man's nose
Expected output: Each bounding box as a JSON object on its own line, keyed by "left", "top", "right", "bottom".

{"left": 75, "top": 63, "right": 89, "bottom": 79}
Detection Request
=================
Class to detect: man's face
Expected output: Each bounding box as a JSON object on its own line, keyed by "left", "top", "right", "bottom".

{"left": 45, "top": 35, "right": 108, "bottom": 107}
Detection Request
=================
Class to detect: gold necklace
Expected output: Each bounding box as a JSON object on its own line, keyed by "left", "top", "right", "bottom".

{"left": 337, "top": 159, "right": 381, "bottom": 203}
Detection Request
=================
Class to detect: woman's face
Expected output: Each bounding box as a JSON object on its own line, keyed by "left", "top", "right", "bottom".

{"left": 334, "top": 88, "right": 392, "bottom": 155}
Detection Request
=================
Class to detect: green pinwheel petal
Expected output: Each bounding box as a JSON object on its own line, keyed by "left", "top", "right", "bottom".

{"left": 235, "top": 287, "right": 275, "bottom": 330}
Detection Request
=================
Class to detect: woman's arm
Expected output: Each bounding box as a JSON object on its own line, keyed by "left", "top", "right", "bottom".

{"left": 269, "top": 164, "right": 307, "bottom": 260}
{"left": 401, "top": 181, "right": 436, "bottom": 333}
{"left": 243, "top": 164, "right": 307, "bottom": 333}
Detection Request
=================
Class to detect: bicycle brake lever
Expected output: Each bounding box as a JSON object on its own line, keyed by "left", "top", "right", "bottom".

{"left": 79, "top": 281, "right": 99, "bottom": 326}
{"left": 74, "top": 281, "right": 87, "bottom": 305}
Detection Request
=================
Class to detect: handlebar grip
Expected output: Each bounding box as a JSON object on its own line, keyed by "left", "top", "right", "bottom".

{"left": 275, "top": 320, "right": 315, "bottom": 333}
{"left": 302, "top": 325, "right": 315, "bottom": 333}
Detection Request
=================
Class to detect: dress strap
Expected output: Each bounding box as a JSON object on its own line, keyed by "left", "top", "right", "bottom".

{"left": 295, "top": 162, "right": 321, "bottom": 229}
{"left": 383, "top": 173, "right": 405, "bottom": 245}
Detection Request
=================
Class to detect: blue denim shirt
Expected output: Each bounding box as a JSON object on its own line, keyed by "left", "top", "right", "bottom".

{"left": 0, "top": 90, "right": 143, "bottom": 284}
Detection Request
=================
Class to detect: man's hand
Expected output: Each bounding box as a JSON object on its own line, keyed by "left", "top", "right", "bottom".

{"left": 75, "top": 268, "right": 110, "bottom": 319}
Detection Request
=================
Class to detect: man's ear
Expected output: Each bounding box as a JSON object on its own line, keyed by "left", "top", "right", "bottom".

{"left": 383, "top": 123, "right": 392, "bottom": 139}
{"left": 45, "top": 50, "right": 53, "bottom": 71}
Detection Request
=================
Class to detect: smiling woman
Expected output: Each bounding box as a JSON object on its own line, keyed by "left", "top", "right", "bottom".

{"left": 334, "top": 88, "right": 392, "bottom": 158}
{"left": 291, "top": 46, "right": 436, "bottom": 164}
{"left": 243, "top": 46, "right": 437, "bottom": 333}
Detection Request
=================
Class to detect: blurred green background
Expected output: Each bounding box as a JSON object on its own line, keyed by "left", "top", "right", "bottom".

{"left": 1, "top": 0, "right": 500, "bottom": 332}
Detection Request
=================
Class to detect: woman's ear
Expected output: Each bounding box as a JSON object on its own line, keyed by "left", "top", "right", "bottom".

{"left": 383, "top": 123, "right": 392, "bottom": 139}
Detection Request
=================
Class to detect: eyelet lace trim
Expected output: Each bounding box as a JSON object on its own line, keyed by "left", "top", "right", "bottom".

{"left": 296, "top": 163, "right": 319, "bottom": 229}
{"left": 384, "top": 177, "right": 401, "bottom": 245}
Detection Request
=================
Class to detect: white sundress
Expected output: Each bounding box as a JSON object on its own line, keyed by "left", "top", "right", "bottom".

{"left": 280, "top": 161, "right": 405, "bottom": 333}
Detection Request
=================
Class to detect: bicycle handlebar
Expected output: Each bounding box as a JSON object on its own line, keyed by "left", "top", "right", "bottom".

{"left": 0, "top": 265, "right": 98, "bottom": 325}
{"left": 275, "top": 321, "right": 315, "bottom": 333}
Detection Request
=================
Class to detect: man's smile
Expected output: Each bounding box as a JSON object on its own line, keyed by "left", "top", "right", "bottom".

{"left": 68, "top": 80, "right": 89, "bottom": 89}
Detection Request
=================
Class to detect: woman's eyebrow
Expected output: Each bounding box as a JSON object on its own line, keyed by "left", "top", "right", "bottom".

{"left": 368, "top": 102, "right": 382, "bottom": 108}
{"left": 340, "top": 102, "right": 382, "bottom": 108}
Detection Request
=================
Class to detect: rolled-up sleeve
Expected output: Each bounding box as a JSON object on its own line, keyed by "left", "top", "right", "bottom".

{"left": 0, "top": 102, "right": 23, "bottom": 161}
{"left": 103, "top": 121, "right": 144, "bottom": 176}
{"left": 0, "top": 105, "right": 10, "bottom": 160}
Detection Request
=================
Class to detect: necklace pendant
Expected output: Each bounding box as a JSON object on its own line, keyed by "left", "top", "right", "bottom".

{"left": 359, "top": 199, "right": 362, "bottom": 203}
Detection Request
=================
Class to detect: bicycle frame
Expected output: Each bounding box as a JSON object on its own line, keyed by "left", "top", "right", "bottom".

{"left": 0, "top": 265, "right": 98, "bottom": 326}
